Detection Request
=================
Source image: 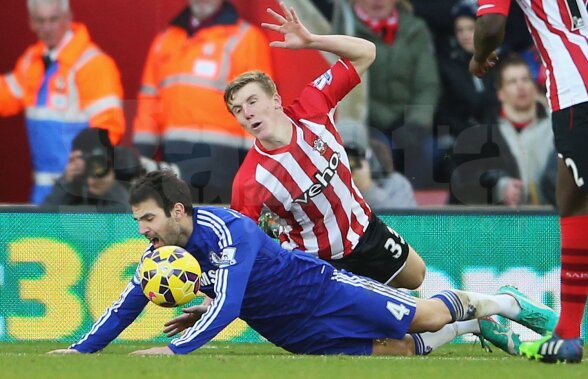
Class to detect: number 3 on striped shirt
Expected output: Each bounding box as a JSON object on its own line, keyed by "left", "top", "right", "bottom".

{"left": 386, "top": 301, "right": 410, "bottom": 320}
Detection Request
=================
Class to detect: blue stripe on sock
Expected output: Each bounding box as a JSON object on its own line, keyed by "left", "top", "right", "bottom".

{"left": 411, "top": 333, "right": 425, "bottom": 355}
{"left": 432, "top": 291, "right": 464, "bottom": 322}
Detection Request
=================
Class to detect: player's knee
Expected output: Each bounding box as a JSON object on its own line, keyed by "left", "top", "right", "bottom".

{"left": 411, "top": 301, "right": 450, "bottom": 332}
{"left": 408, "top": 264, "right": 426, "bottom": 289}
{"left": 391, "top": 262, "right": 426, "bottom": 290}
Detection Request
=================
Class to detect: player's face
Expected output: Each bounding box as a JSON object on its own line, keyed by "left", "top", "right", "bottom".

{"left": 455, "top": 16, "right": 475, "bottom": 54}
{"left": 132, "top": 198, "right": 183, "bottom": 249}
{"left": 498, "top": 65, "right": 537, "bottom": 111}
{"left": 29, "top": 1, "right": 71, "bottom": 49}
{"left": 355, "top": 0, "right": 397, "bottom": 20}
{"left": 229, "top": 82, "right": 281, "bottom": 141}
{"left": 188, "top": 0, "right": 223, "bottom": 21}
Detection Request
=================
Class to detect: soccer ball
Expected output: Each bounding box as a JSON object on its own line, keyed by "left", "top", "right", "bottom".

{"left": 139, "top": 246, "right": 201, "bottom": 307}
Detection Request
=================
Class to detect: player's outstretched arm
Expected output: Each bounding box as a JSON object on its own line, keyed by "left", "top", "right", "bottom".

{"left": 262, "top": 1, "right": 375, "bottom": 76}
{"left": 469, "top": 13, "right": 506, "bottom": 77}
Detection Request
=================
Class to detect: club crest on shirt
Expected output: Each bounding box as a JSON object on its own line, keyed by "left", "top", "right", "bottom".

{"left": 208, "top": 247, "right": 237, "bottom": 268}
{"left": 313, "top": 137, "right": 326, "bottom": 155}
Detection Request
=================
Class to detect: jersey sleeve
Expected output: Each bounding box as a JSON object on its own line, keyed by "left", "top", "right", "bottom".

{"left": 293, "top": 58, "right": 361, "bottom": 116}
{"left": 168, "top": 214, "right": 260, "bottom": 354}
{"left": 477, "top": 0, "right": 511, "bottom": 16}
{"left": 230, "top": 156, "right": 264, "bottom": 222}
{"left": 69, "top": 258, "right": 149, "bottom": 353}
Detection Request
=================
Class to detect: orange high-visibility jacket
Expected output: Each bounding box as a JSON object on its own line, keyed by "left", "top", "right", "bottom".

{"left": 0, "top": 22, "right": 125, "bottom": 204}
{"left": 133, "top": 4, "right": 273, "bottom": 155}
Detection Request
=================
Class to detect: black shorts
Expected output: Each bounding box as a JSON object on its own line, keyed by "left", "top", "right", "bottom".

{"left": 552, "top": 102, "right": 588, "bottom": 192}
{"left": 327, "top": 215, "right": 410, "bottom": 284}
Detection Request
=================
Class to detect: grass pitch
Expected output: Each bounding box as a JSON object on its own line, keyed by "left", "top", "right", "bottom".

{"left": 1, "top": 342, "right": 587, "bottom": 379}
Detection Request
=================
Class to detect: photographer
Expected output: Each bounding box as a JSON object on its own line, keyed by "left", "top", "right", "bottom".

{"left": 41, "top": 128, "right": 133, "bottom": 212}
{"left": 338, "top": 119, "right": 417, "bottom": 210}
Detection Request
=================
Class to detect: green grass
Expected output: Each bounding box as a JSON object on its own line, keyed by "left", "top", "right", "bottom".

{"left": 1, "top": 342, "right": 587, "bottom": 379}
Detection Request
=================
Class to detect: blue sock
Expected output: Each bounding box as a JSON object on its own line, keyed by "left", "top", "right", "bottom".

{"left": 431, "top": 290, "right": 464, "bottom": 322}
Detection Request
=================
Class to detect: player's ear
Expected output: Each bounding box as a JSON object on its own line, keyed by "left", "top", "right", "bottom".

{"left": 273, "top": 93, "right": 282, "bottom": 109}
{"left": 172, "top": 203, "right": 185, "bottom": 219}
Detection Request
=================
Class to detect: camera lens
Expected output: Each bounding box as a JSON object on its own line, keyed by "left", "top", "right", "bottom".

{"left": 83, "top": 148, "right": 110, "bottom": 178}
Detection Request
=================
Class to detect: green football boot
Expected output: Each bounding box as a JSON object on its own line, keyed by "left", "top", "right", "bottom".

{"left": 520, "top": 334, "right": 584, "bottom": 363}
{"left": 477, "top": 317, "right": 521, "bottom": 355}
{"left": 497, "top": 285, "right": 557, "bottom": 335}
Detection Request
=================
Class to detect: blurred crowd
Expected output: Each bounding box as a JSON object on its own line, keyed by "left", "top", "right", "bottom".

{"left": 0, "top": 0, "right": 557, "bottom": 210}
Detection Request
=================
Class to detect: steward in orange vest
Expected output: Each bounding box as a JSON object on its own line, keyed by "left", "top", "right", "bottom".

{"left": 133, "top": 1, "right": 273, "bottom": 203}
{"left": 0, "top": 1, "right": 124, "bottom": 204}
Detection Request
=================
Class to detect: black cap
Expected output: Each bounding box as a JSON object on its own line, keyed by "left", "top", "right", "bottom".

{"left": 452, "top": 0, "right": 477, "bottom": 21}
{"left": 113, "top": 146, "right": 143, "bottom": 182}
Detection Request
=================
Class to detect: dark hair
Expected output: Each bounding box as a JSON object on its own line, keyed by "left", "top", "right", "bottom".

{"left": 129, "top": 170, "right": 194, "bottom": 216}
{"left": 452, "top": 0, "right": 477, "bottom": 21}
{"left": 495, "top": 54, "right": 532, "bottom": 89}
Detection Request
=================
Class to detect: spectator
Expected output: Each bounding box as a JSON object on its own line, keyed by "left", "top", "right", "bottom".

{"left": 450, "top": 56, "right": 556, "bottom": 207}
{"left": 436, "top": 0, "right": 500, "bottom": 141}
{"left": 411, "top": 0, "right": 460, "bottom": 59}
{"left": 0, "top": 0, "right": 125, "bottom": 204}
{"left": 333, "top": 0, "right": 441, "bottom": 188}
{"left": 133, "top": 0, "right": 273, "bottom": 204}
{"left": 42, "top": 128, "right": 131, "bottom": 212}
{"left": 337, "top": 119, "right": 417, "bottom": 209}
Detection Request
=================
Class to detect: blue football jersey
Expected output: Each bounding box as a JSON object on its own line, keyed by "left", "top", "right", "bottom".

{"left": 70, "top": 206, "right": 337, "bottom": 354}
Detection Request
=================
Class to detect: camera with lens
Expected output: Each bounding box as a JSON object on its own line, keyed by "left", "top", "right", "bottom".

{"left": 344, "top": 143, "right": 367, "bottom": 172}
{"left": 82, "top": 147, "right": 113, "bottom": 179}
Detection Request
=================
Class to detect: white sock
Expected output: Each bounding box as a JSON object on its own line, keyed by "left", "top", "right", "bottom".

{"left": 457, "top": 291, "right": 521, "bottom": 319}
{"left": 493, "top": 294, "right": 520, "bottom": 319}
{"left": 455, "top": 319, "right": 481, "bottom": 336}
{"left": 410, "top": 324, "right": 453, "bottom": 355}
{"left": 411, "top": 320, "right": 482, "bottom": 355}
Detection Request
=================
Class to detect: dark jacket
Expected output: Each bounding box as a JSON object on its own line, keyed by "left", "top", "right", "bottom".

{"left": 341, "top": 8, "right": 440, "bottom": 131}
{"left": 449, "top": 112, "right": 556, "bottom": 206}
{"left": 41, "top": 176, "right": 130, "bottom": 212}
{"left": 437, "top": 42, "right": 499, "bottom": 138}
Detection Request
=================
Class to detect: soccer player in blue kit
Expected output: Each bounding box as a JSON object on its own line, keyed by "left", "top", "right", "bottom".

{"left": 47, "top": 170, "right": 557, "bottom": 356}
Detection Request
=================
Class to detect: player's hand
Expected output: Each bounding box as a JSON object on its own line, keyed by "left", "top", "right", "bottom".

{"left": 469, "top": 52, "right": 499, "bottom": 77}
{"left": 47, "top": 348, "right": 80, "bottom": 354}
{"left": 64, "top": 150, "right": 85, "bottom": 183}
{"left": 129, "top": 346, "right": 174, "bottom": 355}
{"left": 163, "top": 304, "right": 208, "bottom": 337}
{"left": 262, "top": 2, "right": 313, "bottom": 50}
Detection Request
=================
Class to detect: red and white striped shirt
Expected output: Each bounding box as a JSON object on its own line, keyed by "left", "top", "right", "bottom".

{"left": 478, "top": 0, "right": 588, "bottom": 111}
{"left": 231, "top": 60, "right": 372, "bottom": 260}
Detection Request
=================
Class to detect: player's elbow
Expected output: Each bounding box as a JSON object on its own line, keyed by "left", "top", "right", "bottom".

{"left": 362, "top": 41, "right": 376, "bottom": 70}
{"left": 353, "top": 41, "right": 376, "bottom": 76}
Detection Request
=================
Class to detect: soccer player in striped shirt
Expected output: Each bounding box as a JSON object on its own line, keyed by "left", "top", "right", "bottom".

{"left": 227, "top": 2, "right": 426, "bottom": 292}
{"left": 48, "top": 170, "right": 555, "bottom": 356}
{"left": 470, "top": 0, "right": 588, "bottom": 363}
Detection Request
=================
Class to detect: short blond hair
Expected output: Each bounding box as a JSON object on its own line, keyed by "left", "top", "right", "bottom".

{"left": 224, "top": 70, "right": 277, "bottom": 112}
